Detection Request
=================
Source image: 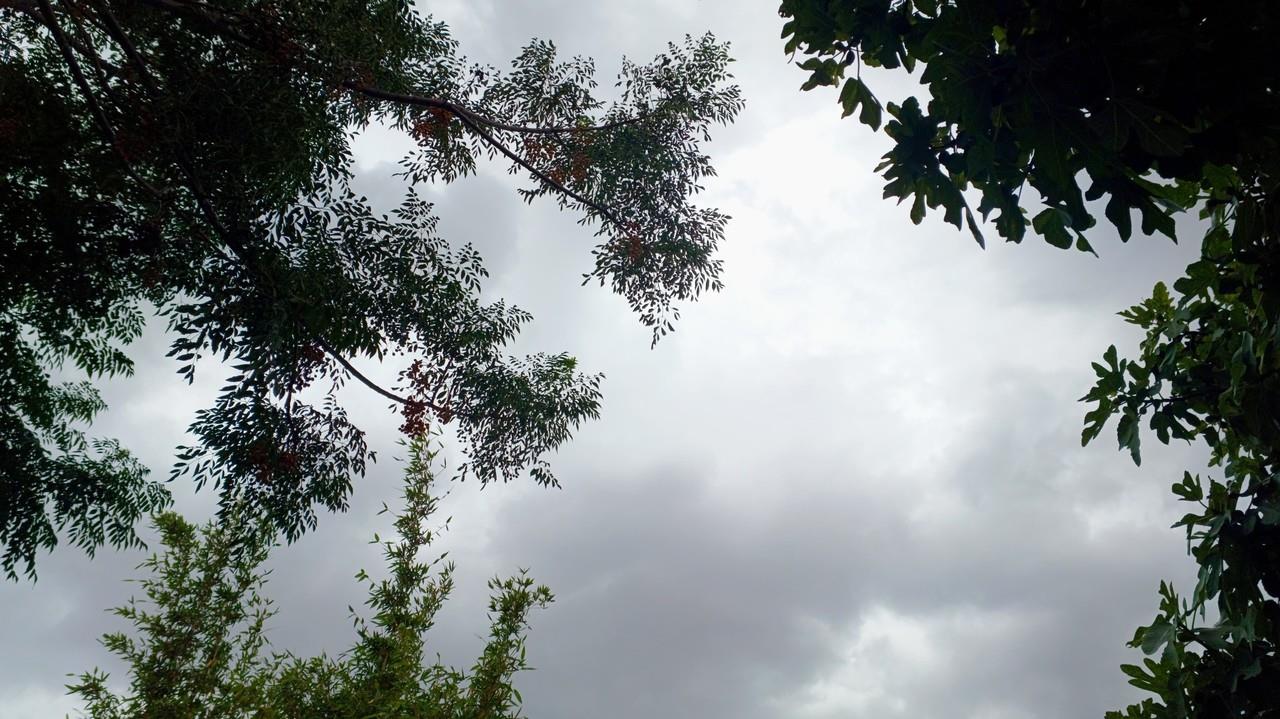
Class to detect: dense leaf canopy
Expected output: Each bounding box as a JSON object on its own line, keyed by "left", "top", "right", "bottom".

{"left": 1, "top": 1, "right": 741, "bottom": 579}
{"left": 780, "top": 0, "right": 1276, "bottom": 252}
{"left": 780, "top": 1, "right": 1280, "bottom": 715}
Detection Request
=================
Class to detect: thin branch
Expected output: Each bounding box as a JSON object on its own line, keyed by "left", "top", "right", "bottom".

{"left": 313, "top": 339, "right": 463, "bottom": 423}
{"left": 314, "top": 338, "right": 409, "bottom": 405}
{"left": 91, "top": 0, "right": 539, "bottom": 423}
{"left": 135, "top": 0, "right": 650, "bottom": 134}
{"left": 66, "top": 33, "right": 109, "bottom": 82}
{"left": 347, "top": 82, "right": 650, "bottom": 135}
{"left": 64, "top": 5, "right": 126, "bottom": 102}
{"left": 36, "top": 0, "right": 161, "bottom": 194}
{"left": 130, "top": 0, "right": 635, "bottom": 230}
{"left": 174, "top": 161, "right": 450, "bottom": 417}
{"left": 38, "top": 0, "right": 114, "bottom": 139}
{"left": 86, "top": 0, "right": 157, "bottom": 92}
{"left": 1140, "top": 389, "right": 1214, "bottom": 409}
{"left": 452, "top": 106, "right": 627, "bottom": 229}
{"left": 174, "top": 164, "right": 450, "bottom": 417}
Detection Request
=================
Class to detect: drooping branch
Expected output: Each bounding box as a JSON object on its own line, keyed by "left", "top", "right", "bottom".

{"left": 447, "top": 103, "right": 628, "bottom": 230}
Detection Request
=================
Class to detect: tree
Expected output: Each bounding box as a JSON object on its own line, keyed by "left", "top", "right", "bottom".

{"left": 69, "top": 438, "right": 554, "bottom": 718}
{"left": 1, "top": 0, "right": 742, "bottom": 579}
{"left": 779, "top": 0, "right": 1279, "bottom": 714}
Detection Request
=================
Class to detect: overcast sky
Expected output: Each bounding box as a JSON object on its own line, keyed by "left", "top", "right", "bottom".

{"left": 3, "top": 2, "right": 1214, "bottom": 718}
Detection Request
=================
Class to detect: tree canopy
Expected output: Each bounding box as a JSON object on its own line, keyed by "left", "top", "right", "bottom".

{"left": 780, "top": 0, "right": 1279, "bottom": 715}
{"left": 779, "top": 0, "right": 1275, "bottom": 252}
{"left": 1, "top": 0, "right": 742, "bottom": 579}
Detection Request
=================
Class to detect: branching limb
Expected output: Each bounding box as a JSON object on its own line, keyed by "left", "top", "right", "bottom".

{"left": 57, "top": 0, "right": 601, "bottom": 427}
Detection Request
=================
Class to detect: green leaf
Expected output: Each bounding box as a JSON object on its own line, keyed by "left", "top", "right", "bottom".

{"left": 910, "top": 193, "right": 926, "bottom": 224}
{"left": 1192, "top": 627, "right": 1233, "bottom": 652}
{"left": 1117, "top": 410, "right": 1142, "bottom": 465}
{"left": 1032, "top": 207, "right": 1073, "bottom": 249}
{"left": 965, "top": 208, "right": 986, "bottom": 248}
{"left": 838, "top": 77, "right": 882, "bottom": 129}
{"left": 1138, "top": 619, "right": 1174, "bottom": 655}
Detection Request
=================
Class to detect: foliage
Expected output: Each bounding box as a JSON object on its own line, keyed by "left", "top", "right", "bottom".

{"left": 1084, "top": 205, "right": 1280, "bottom": 716}
{"left": 780, "top": 1, "right": 1280, "bottom": 715}
{"left": 69, "top": 438, "right": 555, "bottom": 719}
{"left": 779, "top": 0, "right": 1275, "bottom": 252}
{"left": 1, "top": 0, "right": 742, "bottom": 578}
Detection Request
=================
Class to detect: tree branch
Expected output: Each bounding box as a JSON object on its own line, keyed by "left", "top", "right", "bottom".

{"left": 449, "top": 104, "right": 628, "bottom": 229}
{"left": 8, "top": 0, "right": 126, "bottom": 76}
{"left": 36, "top": 0, "right": 161, "bottom": 194}
{"left": 313, "top": 338, "right": 409, "bottom": 405}
{"left": 36, "top": 0, "right": 171, "bottom": 200}
{"left": 86, "top": 0, "right": 158, "bottom": 92}
{"left": 346, "top": 82, "right": 651, "bottom": 135}
{"left": 90, "top": 0, "right": 546, "bottom": 424}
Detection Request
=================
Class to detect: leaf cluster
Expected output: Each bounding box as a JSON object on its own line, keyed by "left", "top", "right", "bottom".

{"left": 779, "top": 0, "right": 1277, "bottom": 251}
{"left": 1085, "top": 200, "right": 1280, "bottom": 716}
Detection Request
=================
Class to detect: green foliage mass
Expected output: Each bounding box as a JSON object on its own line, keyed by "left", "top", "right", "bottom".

{"left": 1, "top": 0, "right": 742, "bottom": 579}
{"left": 779, "top": 0, "right": 1275, "bottom": 253}
{"left": 70, "top": 439, "right": 553, "bottom": 719}
{"left": 781, "top": 0, "right": 1280, "bottom": 715}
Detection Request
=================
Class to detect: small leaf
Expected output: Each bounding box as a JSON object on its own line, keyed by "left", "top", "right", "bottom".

{"left": 1138, "top": 620, "right": 1174, "bottom": 655}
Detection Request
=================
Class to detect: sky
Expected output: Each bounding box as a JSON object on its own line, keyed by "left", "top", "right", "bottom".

{"left": 1, "top": 2, "right": 1215, "bottom": 718}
